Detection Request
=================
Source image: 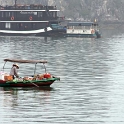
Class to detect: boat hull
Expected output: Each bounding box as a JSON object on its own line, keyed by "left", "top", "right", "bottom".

{"left": 0, "top": 29, "right": 66, "bottom": 37}
{"left": 65, "top": 34, "right": 97, "bottom": 38}
{"left": 0, "top": 78, "right": 60, "bottom": 87}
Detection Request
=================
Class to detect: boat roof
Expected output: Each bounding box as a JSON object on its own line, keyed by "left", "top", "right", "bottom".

{"left": 4, "top": 59, "right": 47, "bottom": 64}
{"left": 0, "top": 4, "right": 58, "bottom": 11}
{"left": 67, "top": 22, "right": 98, "bottom": 26}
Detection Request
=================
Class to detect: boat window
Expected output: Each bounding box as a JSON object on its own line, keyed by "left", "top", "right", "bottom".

{"left": 49, "top": 12, "right": 53, "bottom": 17}
{"left": 2, "top": 12, "right": 4, "bottom": 17}
{"left": 51, "top": 24, "right": 64, "bottom": 29}
{"left": 34, "top": 6, "right": 38, "bottom": 9}
{"left": 9, "top": 12, "right": 11, "bottom": 17}
{"left": 5, "top": 12, "right": 11, "bottom": 17}
{"left": 22, "top": 6, "right": 25, "bottom": 9}
{"left": 68, "top": 26, "right": 73, "bottom": 29}
{"left": 30, "top": 5, "right": 34, "bottom": 9}
{"left": 37, "top": 6, "right": 40, "bottom": 9}
{"left": 38, "top": 12, "right": 42, "bottom": 17}
{"left": 18, "top": 6, "right": 22, "bottom": 9}
{"left": 34, "top": 12, "right": 37, "bottom": 15}
{"left": 5, "top": 23, "right": 11, "bottom": 29}
{"left": 25, "top": 6, "right": 30, "bottom": 9}
{"left": 0, "top": 22, "right": 4, "bottom": 28}
{"left": 18, "top": 23, "right": 23, "bottom": 29}
{"left": 53, "top": 12, "right": 56, "bottom": 17}
{"left": 84, "top": 26, "right": 91, "bottom": 29}
{"left": 74, "top": 26, "right": 82, "bottom": 29}
{"left": 90, "top": 26, "right": 93, "bottom": 29}
{"left": 11, "top": 12, "right": 14, "bottom": 16}
{"left": 5, "top": 12, "right": 7, "bottom": 17}
{"left": 32, "top": 23, "right": 36, "bottom": 29}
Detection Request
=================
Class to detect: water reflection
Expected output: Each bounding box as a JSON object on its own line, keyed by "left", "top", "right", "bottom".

{"left": 1, "top": 28, "right": 124, "bottom": 123}
{"left": 1, "top": 87, "right": 54, "bottom": 107}
{"left": 2, "top": 87, "right": 54, "bottom": 93}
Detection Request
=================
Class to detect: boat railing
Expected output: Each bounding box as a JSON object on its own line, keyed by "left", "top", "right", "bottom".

{"left": 1, "top": 5, "right": 57, "bottom": 10}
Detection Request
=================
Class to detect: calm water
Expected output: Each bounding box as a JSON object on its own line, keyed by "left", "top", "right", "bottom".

{"left": 0, "top": 27, "right": 124, "bottom": 124}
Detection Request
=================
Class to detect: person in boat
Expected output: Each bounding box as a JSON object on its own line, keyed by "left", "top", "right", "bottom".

{"left": 10, "top": 63, "right": 19, "bottom": 79}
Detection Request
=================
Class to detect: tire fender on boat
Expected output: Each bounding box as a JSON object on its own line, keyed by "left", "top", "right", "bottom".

{"left": 11, "top": 16, "right": 14, "bottom": 21}
{"left": 91, "top": 29, "right": 95, "bottom": 34}
{"left": 29, "top": 16, "right": 33, "bottom": 21}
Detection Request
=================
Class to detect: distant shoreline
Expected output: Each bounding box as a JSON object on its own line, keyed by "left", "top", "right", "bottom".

{"left": 100, "top": 21, "right": 124, "bottom": 25}
{"left": 99, "top": 21, "right": 124, "bottom": 28}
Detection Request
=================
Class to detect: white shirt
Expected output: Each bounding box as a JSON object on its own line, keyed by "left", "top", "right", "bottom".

{"left": 10, "top": 66, "right": 19, "bottom": 77}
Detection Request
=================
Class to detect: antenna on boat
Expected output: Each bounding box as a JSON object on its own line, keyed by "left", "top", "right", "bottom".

{"left": 15, "top": 0, "right": 17, "bottom": 9}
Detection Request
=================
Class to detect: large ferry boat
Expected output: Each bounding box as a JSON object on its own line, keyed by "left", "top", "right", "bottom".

{"left": 0, "top": 0, "right": 66, "bottom": 36}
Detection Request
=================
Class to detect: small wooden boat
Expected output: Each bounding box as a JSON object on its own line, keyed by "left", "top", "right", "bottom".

{"left": 0, "top": 59, "right": 60, "bottom": 87}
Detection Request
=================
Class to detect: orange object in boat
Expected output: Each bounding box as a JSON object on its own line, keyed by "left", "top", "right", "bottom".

{"left": 4, "top": 75, "right": 13, "bottom": 81}
{"left": 44, "top": 73, "right": 51, "bottom": 78}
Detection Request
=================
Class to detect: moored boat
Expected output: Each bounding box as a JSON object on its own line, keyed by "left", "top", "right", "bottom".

{"left": 0, "top": 0, "right": 65, "bottom": 37}
{"left": 0, "top": 59, "right": 60, "bottom": 87}
{"left": 65, "top": 21, "right": 101, "bottom": 38}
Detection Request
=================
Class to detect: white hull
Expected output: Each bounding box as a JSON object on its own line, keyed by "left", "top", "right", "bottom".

{"left": 0, "top": 27, "right": 52, "bottom": 34}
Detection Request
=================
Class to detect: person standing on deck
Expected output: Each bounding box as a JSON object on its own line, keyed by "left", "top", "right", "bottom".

{"left": 10, "top": 63, "right": 19, "bottom": 79}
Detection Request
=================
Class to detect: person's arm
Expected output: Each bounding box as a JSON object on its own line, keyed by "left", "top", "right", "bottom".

{"left": 14, "top": 67, "right": 19, "bottom": 78}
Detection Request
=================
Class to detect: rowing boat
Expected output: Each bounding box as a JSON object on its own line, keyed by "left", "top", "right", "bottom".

{"left": 0, "top": 59, "right": 60, "bottom": 87}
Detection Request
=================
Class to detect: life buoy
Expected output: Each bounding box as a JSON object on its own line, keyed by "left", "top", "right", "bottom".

{"left": 11, "top": 16, "right": 14, "bottom": 21}
{"left": 91, "top": 29, "right": 95, "bottom": 34}
{"left": 29, "top": 16, "right": 32, "bottom": 21}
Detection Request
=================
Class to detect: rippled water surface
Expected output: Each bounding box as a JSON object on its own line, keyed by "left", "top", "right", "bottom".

{"left": 0, "top": 28, "right": 124, "bottom": 124}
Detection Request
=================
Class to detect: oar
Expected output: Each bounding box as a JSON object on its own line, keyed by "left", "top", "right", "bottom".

{"left": 29, "top": 81, "right": 39, "bottom": 87}
{"left": 23, "top": 76, "right": 39, "bottom": 87}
